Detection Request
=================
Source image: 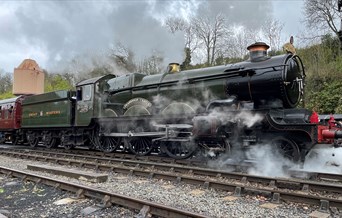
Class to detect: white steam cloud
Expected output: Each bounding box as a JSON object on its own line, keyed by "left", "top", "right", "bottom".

{"left": 0, "top": 0, "right": 274, "bottom": 73}
{"left": 208, "top": 143, "right": 342, "bottom": 178}
{"left": 207, "top": 108, "right": 264, "bottom": 128}
{"left": 301, "top": 146, "right": 342, "bottom": 174}
{"left": 0, "top": 1, "right": 186, "bottom": 73}
{"left": 245, "top": 144, "right": 294, "bottom": 177}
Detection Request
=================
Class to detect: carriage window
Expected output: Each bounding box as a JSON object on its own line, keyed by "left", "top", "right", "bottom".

{"left": 8, "top": 106, "right": 13, "bottom": 118}
{"left": 82, "top": 85, "right": 92, "bottom": 101}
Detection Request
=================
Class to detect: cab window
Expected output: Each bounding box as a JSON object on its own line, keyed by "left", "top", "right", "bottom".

{"left": 82, "top": 85, "right": 92, "bottom": 101}
{"left": 97, "top": 80, "right": 110, "bottom": 94}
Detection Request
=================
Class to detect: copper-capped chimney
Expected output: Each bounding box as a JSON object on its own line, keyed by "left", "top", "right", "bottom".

{"left": 12, "top": 59, "right": 45, "bottom": 95}
{"left": 247, "top": 42, "right": 270, "bottom": 62}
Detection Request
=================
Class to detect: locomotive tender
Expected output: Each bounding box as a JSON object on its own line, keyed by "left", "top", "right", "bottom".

{"left": 1, "top": 42, "right": 341, "bottom": 162}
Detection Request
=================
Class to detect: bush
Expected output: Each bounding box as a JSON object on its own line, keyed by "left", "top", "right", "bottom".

{"left": 0, "top": 92, "right": 15, "bottom": 100}
{"left": 305, "top": 80, "right": 342, "bottom": 114}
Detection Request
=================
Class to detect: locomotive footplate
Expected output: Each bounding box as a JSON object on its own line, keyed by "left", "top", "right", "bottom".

{"left": 102, "top": 123, "right": 193, "bottom": 140}
{"left": 103, "top": 132, "right": 165, "bottom": 137}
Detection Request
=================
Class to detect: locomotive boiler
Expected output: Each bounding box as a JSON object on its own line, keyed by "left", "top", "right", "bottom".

{"left": 2, "top": 42, "right": 341, "bottom": 162}
{"left": 104, "top": 42, "right": 304, "bottom": 115}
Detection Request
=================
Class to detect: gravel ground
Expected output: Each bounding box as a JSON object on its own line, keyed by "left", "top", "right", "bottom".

{"left": 0, "top": 155, "right": 340, "bottom": 218}
{"left": 0, "top": 176, "right": 135, "bottom": 218}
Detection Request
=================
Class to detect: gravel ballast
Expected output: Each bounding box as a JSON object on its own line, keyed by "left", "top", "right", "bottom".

{"left": 0, "top": 155, "right": 340, "bottom": 218}
{"left": 0, "top": 176, "right": 134, "bottom": 218}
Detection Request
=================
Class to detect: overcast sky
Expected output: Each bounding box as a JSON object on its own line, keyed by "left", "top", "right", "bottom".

{"left": 0, "top": 0, "right": 305, "bottom": 73}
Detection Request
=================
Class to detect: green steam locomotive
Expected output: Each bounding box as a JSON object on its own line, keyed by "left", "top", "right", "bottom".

{"left": 6, "top": 42, "right": 340, "bottom": 162}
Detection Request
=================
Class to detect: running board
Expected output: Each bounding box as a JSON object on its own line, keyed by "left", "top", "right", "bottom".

{"left": 153, "top": 124, "right": 193, "bottom": 129}
{"left": 103, "top": 132, "right": 166, "bottom": 137}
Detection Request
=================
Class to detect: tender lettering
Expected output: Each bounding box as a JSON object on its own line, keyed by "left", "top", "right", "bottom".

{"left": 29, "top": 112, "right": 38, "bottom": 117}
{"left": 45, "top": 110, "right": 61, "bottom": 115}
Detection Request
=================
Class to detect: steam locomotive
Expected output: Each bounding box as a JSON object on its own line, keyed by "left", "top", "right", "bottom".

{"left": 0, "top": 42, "right": 341, "bottom": 162}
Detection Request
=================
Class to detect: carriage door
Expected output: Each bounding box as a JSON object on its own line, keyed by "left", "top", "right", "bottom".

{"left": 75, "top": 84, "right": 94, "bottom": 126}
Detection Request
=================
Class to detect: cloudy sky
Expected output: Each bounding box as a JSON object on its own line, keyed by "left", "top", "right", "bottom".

{"left": 0, "top": 0, "right": 305, "bottom": 73}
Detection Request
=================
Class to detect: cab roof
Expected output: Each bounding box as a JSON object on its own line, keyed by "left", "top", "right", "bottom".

{"left": 76, "top": 74, "right": 116, "bottom": 86}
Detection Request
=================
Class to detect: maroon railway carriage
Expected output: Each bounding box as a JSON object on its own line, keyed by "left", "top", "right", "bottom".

{"left": 0, "top": 95, "right": 26, "bottom": 144}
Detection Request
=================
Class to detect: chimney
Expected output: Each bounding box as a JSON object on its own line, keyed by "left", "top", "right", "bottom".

{"left": 247, "top": 42, "right": 270, "bottom": 62}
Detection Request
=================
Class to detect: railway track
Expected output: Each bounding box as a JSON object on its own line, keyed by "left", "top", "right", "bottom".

{"left": 0, "top": 148, "right": 342, "bottom": 211}
{"left": 1, "top": 147, "right": 341, "bottom": 182}
{"left": 0, "top": 166, "right": 207, "bottom": 218}
{"left": 7, "top": 146, "right": 341, "bottom": 182}
{"left": 2, "top": 145, "right": 205, "bottom": 166}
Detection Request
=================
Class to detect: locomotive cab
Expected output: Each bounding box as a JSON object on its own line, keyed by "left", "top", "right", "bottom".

{"left": 75, "top": 74, "right": 116, "bottom": 126}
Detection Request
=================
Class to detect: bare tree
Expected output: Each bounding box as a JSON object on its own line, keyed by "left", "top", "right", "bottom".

{"left": 165, "top": 17, "right": 187, "bottom": 34}
{"left": 304, "top": 0, "right": 341, "bottom": 38}
{"left": 164, "top": 17, "right": 199, "bottom": 59}
{"left": 227, "top": 26, "right": 261, "bottom": 59}
{"left": 0, "top": 70, "right": 12, "bottom": 94}
{"left": 109, "top": 42, "right": 165, "bottom": 75}
{"left": 192, "top": 13, "right": 230, "bottom": 66}
{"left": 109, "top": 42, "right": 136, "bottom": 73}
{"left": 262, "top": 19, "right": 284, "bottom": 51}
{"left": 137, "top": 51, "right": 164, "bottom": 75}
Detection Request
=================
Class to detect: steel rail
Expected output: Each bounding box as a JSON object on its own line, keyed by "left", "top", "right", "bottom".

{"left": 5, "top": 147, "right": 342, "bottom": 183}
{"left": 1, "top": 153, "right": 342, "bottom": 211}
{"left": 0, "top": 148, "right": 250, "bottom": 172}
{"left": 0, "top": 166, "right": 208, "bottom": 218}
{"left": 4, "top": 147, "right": 204, "bottom": 166}
{"left": 1, "top": 150, "right": 342, "bottom": 210}
{"left": 1, "top": 149, "right": 342, "bottom": 196}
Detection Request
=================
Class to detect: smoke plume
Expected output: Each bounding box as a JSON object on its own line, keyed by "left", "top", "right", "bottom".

{"left": 0, "top": 0, "right": 277, "bottom": 73}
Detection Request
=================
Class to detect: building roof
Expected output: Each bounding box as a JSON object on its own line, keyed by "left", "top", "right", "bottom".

{"left": 76, "top": 74, "right": 116, "bottom": 86}
{"left": 15, "top": 59, "right": 42, "bottom": 71}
